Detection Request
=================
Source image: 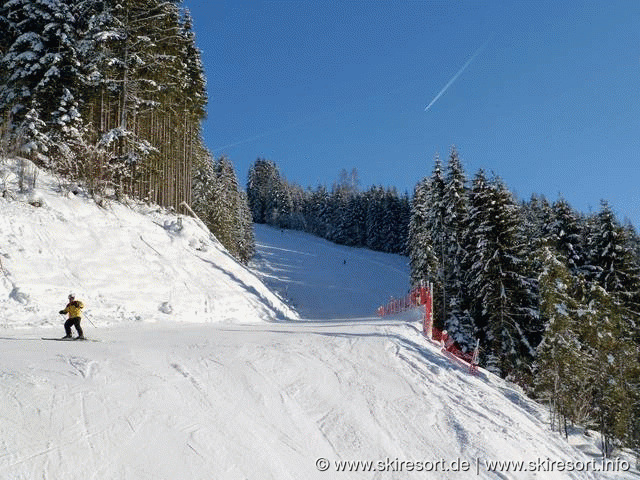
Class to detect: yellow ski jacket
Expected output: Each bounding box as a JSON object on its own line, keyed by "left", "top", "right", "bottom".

{"left": 61, "top": 300, "right": 84, "bottom": 318}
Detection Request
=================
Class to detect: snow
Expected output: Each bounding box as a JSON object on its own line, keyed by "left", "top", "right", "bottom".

{"left": 0, "top": 158, "right": 637, "bottom": 479}
{"left": 0, "top": 159, "right": 295, "bottom": 327}
{"left": 250, "top": 224, "right": 410, "bottom": 319}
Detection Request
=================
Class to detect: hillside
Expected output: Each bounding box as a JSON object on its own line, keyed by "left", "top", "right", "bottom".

{"left": 0, "top": 159, "right": 296, "bottom": 329}
{"left": 251, "top": 223, "right": 411, "bottom": 319}
{"left": 0, "top": 159, "right": 637, "bottom": 479}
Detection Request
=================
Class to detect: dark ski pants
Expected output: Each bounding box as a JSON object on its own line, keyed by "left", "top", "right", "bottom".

{"left": 64, "top": 317, "right": 83, "bottom": 337}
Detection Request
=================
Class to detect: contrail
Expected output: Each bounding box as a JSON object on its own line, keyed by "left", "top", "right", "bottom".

{"left": 424, "top": 39, "right": 490, "bottom": 112}
{"left": 211, "top": 112, "right": 332, "bottom": 154}
{"left": 212, "top": 120, "right": 308, "bottom": 153}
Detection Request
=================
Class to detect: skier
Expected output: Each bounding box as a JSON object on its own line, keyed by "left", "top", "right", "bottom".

{"left": 59, "top": 294, "right": 85, "bottom": 339}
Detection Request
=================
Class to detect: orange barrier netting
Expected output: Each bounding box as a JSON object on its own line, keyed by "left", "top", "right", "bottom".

{"left": 377, "top": 285, "right": 430, "bottom": 317}
{"left": 378, "top": 283, "right": 479, "bottom": 374}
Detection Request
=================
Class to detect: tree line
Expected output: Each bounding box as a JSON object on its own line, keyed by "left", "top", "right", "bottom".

{"left": 1, "top": 0, "right": 209, "bottom": 207}
{"left": 409, "top": 147, "right": 640, "bottom": 457}
{"left": 247, "top": 158, "right": 409, "bottom": 254}
{"left": 0, "top": 0, "right": 254, "bottom": 264}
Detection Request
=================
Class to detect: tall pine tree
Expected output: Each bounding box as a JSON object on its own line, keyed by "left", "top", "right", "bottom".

{"left": 466, "top": 174, "right": 538, "bottom": 377}
{"left": 442, "top": 147, "right": 473, "bottom": 347}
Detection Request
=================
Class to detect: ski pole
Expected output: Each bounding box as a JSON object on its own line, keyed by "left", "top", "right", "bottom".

{"left": 84, "top": 311, "right": 97, "bottom": 328}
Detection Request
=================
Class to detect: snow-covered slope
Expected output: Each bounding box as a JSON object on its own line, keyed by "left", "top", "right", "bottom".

{"left": 0, "top": 159, "right": 636, "bottom": 479}
{"left": 250, "top": 223, "right": 410, "bottom": 319}
{"left": 0, "top": 159, "right": 296, "bottom": 328}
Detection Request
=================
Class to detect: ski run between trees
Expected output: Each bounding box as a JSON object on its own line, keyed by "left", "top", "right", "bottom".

{"left": 0, "top": 156, "right": 638, "bottom": 477}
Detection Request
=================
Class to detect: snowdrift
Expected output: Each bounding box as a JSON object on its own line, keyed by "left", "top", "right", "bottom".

{"left": 0, "top": 158, "right": 296, "bottom": 328}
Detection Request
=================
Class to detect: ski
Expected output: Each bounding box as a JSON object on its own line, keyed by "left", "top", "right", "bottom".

{"left": 41, "top": 337, "right": 100, "bottom": 342}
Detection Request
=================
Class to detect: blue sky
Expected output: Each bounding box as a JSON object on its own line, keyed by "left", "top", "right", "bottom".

{"left": 183, "top": 0, "right": 640, "bottom": 229}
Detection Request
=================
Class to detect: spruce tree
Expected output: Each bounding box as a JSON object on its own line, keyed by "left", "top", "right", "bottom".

{"left": 577, "top": 282, "right": 639, "bottom": 456}
{"left": 365, "top": 186, "right": 387, "bottom": 252}
{"left": 408, "top": 176, "right": 439, "bottom": 288}
{"left": 303, "top": 185, "right": 331, "bottom": 238}
{"left": 522, "top": 194, "right": 554, "bottom": 248}
{"left": 465, "top": 170, "right": 492, "bottom": 343}
{"left": 586, "top": 201, "right": 640, "bottom": 315}
{"left": 193, "top": 155, "right": 255, "bottom": 263}
{"left": 346, "top": 194, "right": 367, "bottom": 247}
{"left": 327, "top": 185, "right": 351, "bottom": 245}
{"left": 425, "top": 155, "right": 447, "bottom": 330}
{"left": 236, "top": 189, "right": 256, "bottom": 263}
{"left": 550, "top": 198, "right": 585, "bottom": 274}
{"left": 466, "top": 174, "right": 538, "bottom": 377}
{"left": 535, "top": 247, "right": 590, "bottom": 435}
{"left": 442, "top": 147, "right": 473, "bottom": 347}
{"left": 247, "top": 158, "right": 281, "bottom": 224}
{"left": 0, "top": 0, "right": 83, "bottom": 165}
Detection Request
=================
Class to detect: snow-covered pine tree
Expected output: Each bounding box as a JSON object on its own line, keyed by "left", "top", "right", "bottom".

{"left": 522, "top": 194, "right": 554, "bottom": 248}
{"left": 586, "top": 201, "right": 640, "bottom": 313}
{"left": 327, "top": 183, "right": 351, "bottom": 245}
{"left": 518, "top": 195, "right": 553, "bottom": 306}
{"left": 212, "top": 155, "right": 241, "bottom": 254}
{"left": 534, "top": 247, "right": 590, "bottom": 436}
{"left": 550, "top": 198, "right": 586, "bottom": 274}
{"left": 578, "top": 203, "right": 640, "bottom": 454}
{"left": 408, "top": 176, "right": 439, "bottom": 288}
{"left": 381, "top": 187, "right": 405, "bottom": 254}
{"left": 346, "top": 193, "right": 367, "bottom": 247}
{"left": 247, "top": 158, "right": 282, "bottom": 224}
{"left": 329, "top": 168, "right": 364, "bottom": 247}
{"left": 575, "top": 281, "right": 640, "bottom": 456}
{"left": 192, "top": 155, "right": 255, "bottom": 263}
{"left": 464, "top": 170, "right": 492, "bottom": 344}
{"left": 466, "top": 173, "right": 538, "bottom": 378}
{"left": 442, "top": 147, "right": 474, "bottom": 348}
{"left": 172, "top": 7, "right": 208, "bottom": 207}
{"left": 397, "top": 191, "right": 411, "bottom": 254}
{"left": 284, "top": 182, "right": 307, "bottom": 231}
{"left": 272, "top": 179, "right": 294, "bottom": 229}
{"left": 425, "top": 154, "right": 447, "bottom": 331}
{"left": 236, "top": 189, "right": 256, "bottom": 263}
{"left": 622, "top": 221, "right": 640, "bottom": 268}
{"left": 365, "top": 185, "right": 387, "bottom": 252}
{"left": 0, "top": 0, "right": 83, "bottom": 166}
{"left": 624, "top": 221, "right": 640, "bottom": 261}
{"left": 303, "top": 185, "right": 331, "bottom": 239}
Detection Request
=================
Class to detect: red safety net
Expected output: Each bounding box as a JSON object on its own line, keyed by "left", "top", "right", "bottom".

{"left": 376, "top": 285, "right": 430, "bottom": 317}
{"left": 378, "top": 283, "right": 479, "bottom": 374}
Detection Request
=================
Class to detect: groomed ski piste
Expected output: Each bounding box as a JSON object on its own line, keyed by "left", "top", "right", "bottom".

{"left": 0, "top": 158, "right": 637, "bottom": 479}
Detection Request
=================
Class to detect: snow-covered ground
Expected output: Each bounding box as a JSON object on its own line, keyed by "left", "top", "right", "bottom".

{"left": 0, "top": 159, "right": 296, "bottom": 329}
{"left": 0, "top": 159, "right": 637, "bottom": 479}
{"left": 250, "top": 223, "right": 411, "bottom": 319}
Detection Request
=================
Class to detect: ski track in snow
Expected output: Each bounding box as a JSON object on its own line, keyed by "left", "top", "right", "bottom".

{"left": 0, "top": 160, "right": 637, "bottom": 479}
{"left": 2, "top": 319, "right": 633, "bottom": 479}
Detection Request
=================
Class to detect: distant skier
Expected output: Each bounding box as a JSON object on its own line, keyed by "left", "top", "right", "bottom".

{"left": 59, "top": 294, "right": 84, "bottom": 339}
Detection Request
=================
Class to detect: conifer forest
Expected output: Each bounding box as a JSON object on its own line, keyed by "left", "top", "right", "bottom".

{"left": 0, "top": 0, "right": 253, "bottom": 262}
{"left": 247, "top": 150, "right": 640, "bottom": 455}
